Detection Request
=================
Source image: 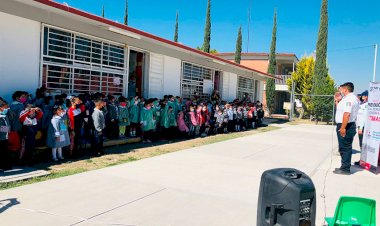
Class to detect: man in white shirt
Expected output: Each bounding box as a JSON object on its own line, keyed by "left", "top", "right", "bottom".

{"left": 353, "top": 90, "right": 369, "bottom": 166}
{"left": 356, "top": 90, "right": 368, "bottom": 149}
{"left": 334, "top": 82, "right": 360, "bottom": 175}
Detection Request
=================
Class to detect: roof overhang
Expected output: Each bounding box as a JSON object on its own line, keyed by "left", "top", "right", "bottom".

{"left": 1, "top": 0, "right": 276, "bottom": 81}
{"left": 215, "top": 52, "right": 299, "bottom": 63}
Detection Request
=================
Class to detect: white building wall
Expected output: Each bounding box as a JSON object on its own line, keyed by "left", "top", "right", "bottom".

{"left": 258, "top": 81, "right": 264, "bottom": 102}
{"left": 222, "top": 72, "right": 238, "bottom": 102}
{"left": 148, "top": 53, "right": 164, "bottom": 98}
{"left": 222, "top": 72, "right": 230, "bottom": 101}
{"left": 163, "top": 56, "right": 181, "bottom": 96}
{"left": 0, "top": 12, "right": 41, "bottom": 102}
{"left": 222, "top": 72, "right": 237, "bottom": 101}
{"left": 228, "top": 73, "right": 238, "bottom": 101}
{"left": 275, "top": 84, "right": 289, "bottom": 91}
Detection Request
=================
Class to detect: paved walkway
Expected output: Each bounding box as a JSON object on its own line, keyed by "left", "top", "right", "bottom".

{"left": 0, "top": 124, "right": 378, "bottom": 226}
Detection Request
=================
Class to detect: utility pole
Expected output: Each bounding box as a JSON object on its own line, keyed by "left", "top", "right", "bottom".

{"left": 246, "top": 0, "right": 252, "bottom": 53}
{"left": 374, "top": 44, "right": 378, "bottom": 82}
{"left": 290, "top": 61, "right": 295, "bottom": 121}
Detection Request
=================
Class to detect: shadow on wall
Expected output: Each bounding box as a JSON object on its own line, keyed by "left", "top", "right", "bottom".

{"left": 0, "top": 198, "right": 20, "bottom": 214}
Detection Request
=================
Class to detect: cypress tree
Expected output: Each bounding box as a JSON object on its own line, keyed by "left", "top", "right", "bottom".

{"left": 102, "top": 5, "right": 105, "bottom": 18}
{"left": 202, "top": 0, "right": 211, "bottom": 53}
{"left": 234, "top": 26, "right": 242, "bottom": 64}
{"left": 174, "top": 11, "right": 179, "bottom": 42}
{"left": 312, "top": 0, "right": 332, "bottom": 121}
{"left": 124, "top": 0, "right": 128, "bottom": 25}
{"left": 265, "top": 9, "right": 277, "bottom": 114}
{"left": 313, "top": 0, "right": 328, "bottom": 93}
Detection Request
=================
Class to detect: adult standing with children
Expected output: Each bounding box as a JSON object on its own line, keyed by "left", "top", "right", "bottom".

{"left": 356, "top": 90, "right": 368, "bottom": 150}
{"left": 354, "top": 90, "right": 369, "bottom": 166}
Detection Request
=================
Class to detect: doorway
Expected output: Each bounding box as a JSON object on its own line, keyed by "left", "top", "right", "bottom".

{"left": 128, "top": 50, "right": 146, "bottom": 98}
{"left": 214, "top": 71, "right": 223, "bottom": 93}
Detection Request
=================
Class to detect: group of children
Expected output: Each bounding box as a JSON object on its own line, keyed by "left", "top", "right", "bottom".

{"left": 0, "top": 87, "right": 265, "bottom": 170}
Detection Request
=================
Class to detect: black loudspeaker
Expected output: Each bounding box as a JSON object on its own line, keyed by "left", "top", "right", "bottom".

{"left": 257, "top": 168, "right": 316, "bottom": 226}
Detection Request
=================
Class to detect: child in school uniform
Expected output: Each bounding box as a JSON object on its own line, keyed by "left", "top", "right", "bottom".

{"left": 253, "top": 104, "right": 258, "bottom": 128}
{"left": 223, "top": 108, "right": 229, "bottom": 133}
{"left": 92, "top": 99, "right": 106, "bottom": 156}
{"left": 226, "top": 104, "right": 234, "bottom": 132}
{"left": 167, "top": 95, "right": 177, "bottom": 119}
{"left": 177, "top": 106, "right": 189, "bottom": 137}
{"left": 248, "top": 104, "right": 257, "bottom": 129}
{"left": 118, "top": 97, "right": 130, "bottom": 138}
{"left": 195, "top": 105, "right": 203, "bottom": 136}
{"left": 129, "top": 96, "right": 140, "bottom": 137}
{"left": 176, "top": 96, "right": 183, "bottom": 115}
{"left": 153, "top": 99, "right": 162, "bottom": 134}
{"left": 19, "top": 105, "right": 43, "bottom": 166}
{"left": 232, "top": 106, "right": 238, "bottom": 132}
{"left": 201, "top": 105, "right": 210, "bottom": 136}
{"left": 167, "top": 106, "right": 177, "bottom": 140}
{"left": 67, "top": 97, "right": 84, "bottom": 156}
{"left": 243, "top": 106, "right": 248, "bottom": 130}
{"left": 188, "top": 106, "right": 198, "bottom": 137}
{"left": 159, "top": 101, "right": 169, "bottom": 141}
{"left": 235, "top": 107, "right": 243, "bottom": 132}
{"left": 140, "top": 101, "right": 155, "bottom": 143}
{"left": 214, "top": 109, "right": 224, "bottom": 134}
{"left": 46, "top": 105, "right": 70, "bottom": 161}
{"left": 106, "top": 95, "right": 119, "bottom": 140}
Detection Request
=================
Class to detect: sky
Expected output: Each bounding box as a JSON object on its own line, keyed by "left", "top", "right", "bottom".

{"left": 56, "top": 0, "right": 380, "bottom": 93}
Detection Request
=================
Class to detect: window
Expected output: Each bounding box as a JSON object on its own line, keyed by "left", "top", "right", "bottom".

{"left": 181, "top": 62, "right": 214, "bottom": 100}
{"left": 41, "top": 26, "right": 126, "bottom": 95}
{"left": 237, "top": 76, "right": 255, "bottom": 101}
{"left": 42, "top": 65, "right": 72, "bottom": 93}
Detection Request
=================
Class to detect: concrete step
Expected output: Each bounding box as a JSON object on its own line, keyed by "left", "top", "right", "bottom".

{"left": 0, "top": 167, "right": 50, "bottom": 183}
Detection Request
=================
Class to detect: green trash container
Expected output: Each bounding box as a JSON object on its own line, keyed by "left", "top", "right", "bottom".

{"left": 325, "top": 196, "right": 376, "bottom": 226}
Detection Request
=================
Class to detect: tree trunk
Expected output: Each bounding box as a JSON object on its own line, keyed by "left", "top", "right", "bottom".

{"left": 298, "top": 107, "right": 305, "bottom": 119}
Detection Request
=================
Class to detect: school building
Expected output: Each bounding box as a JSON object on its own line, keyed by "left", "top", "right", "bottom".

{"left": 215, "top": 52, "right": 299, "bottom": 114}
{"left": 0, "top": 0, "right": 275, "bottom": 103}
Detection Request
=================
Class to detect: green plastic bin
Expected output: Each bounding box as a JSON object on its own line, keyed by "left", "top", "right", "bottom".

{"left": 325, "top": 196, "right": 376, "bottom": 226}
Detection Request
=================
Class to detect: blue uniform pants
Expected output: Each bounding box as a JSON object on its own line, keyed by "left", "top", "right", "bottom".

{"left": 336, "top": 122, "right": 356, "bottom": 171}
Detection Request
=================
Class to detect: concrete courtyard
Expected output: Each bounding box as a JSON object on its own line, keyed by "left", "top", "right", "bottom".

{"left": 0, "top": 124, "right": 378, "bottom": 226}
